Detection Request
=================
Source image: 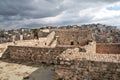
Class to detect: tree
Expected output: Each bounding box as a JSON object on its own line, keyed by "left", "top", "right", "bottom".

{"left": 32, "top": 28, "right": 39, "bottom": 39}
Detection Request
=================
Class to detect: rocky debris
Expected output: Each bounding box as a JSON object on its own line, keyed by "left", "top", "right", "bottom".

{"left": 15, "top": 72, "right": 29, "bottom": 77}
{"left": 59, "top": 48, "right": 120, "bottom": 63}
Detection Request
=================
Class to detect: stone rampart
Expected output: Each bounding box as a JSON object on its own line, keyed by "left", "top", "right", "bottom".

{"left": 96, "top": 43, "right": 120, "bottom": 54}
{"left": 2, "top": 46, "right": 73, "bottom": 64}
{"left": 55, "top": 47, "right": 120, "bottom": 80}
{"left": 53, "top": 29, "right": 92, "bottom": 45}
{"left": 1, "top": 45, "right": 120, "bottom": 80}
{"left": 55, "top": 59, "right": 120, "bottom": 80}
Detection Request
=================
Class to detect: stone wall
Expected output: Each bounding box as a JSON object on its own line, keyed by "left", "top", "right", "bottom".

{"left": 3, "top": 46, "right": 73, "bottom": 63}
{"left": 55, "top": 47, "right": 120, "bottom": 80}
{"left": 38, "top": 38, "right": 47, "bottom": 46}
{"left": 1, "top": 45, "right": 120, "bottom": 80}
{"left": 84, "top": 41, "right": 96, "bottom": 54}
{"left": 52, "top": 29, "right": 92, "bottom": 45}
{"left": 96, "top": 43, "right": 120, "bottom": 54}
{"left": 55, "top": 59, "right": 120, "bottom": 80}
{"left": 15, "top": 40, "right": 39, "bottom": 46}
{"left": 59, "top": 48, "right": 120, "bottom": 63}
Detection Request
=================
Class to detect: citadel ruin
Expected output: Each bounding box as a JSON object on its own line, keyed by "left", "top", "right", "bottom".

{"left": 0, "top": 25, "right": 120, "bottom": 80}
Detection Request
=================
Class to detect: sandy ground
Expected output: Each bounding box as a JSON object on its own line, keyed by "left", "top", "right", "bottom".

{"left": 0, "top": 60, "right": 54, "bottom": 80}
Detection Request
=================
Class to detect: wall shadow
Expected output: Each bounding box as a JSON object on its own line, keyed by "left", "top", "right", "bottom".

{"left": 23, "top": 66, "right": 55, "bottom": 80}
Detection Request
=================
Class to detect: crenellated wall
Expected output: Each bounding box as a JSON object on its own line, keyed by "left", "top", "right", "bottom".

{"left": 96, "top": 43, "right": 120, "bottom": 54}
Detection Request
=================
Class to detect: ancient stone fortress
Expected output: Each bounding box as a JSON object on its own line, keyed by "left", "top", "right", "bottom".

{"left": 0, "top": 28, "right": 120, "bottom": 80}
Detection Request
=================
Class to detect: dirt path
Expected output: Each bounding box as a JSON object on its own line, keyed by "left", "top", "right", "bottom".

{"left": 0, "top": 60, "right": 54, "bottom": 80}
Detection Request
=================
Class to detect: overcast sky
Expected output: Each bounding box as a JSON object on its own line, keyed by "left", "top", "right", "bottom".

{"left": 0, "top": 0, "right": 120, "bottom": 29}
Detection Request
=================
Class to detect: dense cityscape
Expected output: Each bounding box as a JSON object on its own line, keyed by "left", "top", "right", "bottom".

{"left": 0, "top": 24, "right": 120, "bottom": 44}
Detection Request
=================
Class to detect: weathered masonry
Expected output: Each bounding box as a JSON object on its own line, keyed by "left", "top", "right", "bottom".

{"left": 2, "top": 46, "right": 73, "bottom": 63}
{"left": 55, "top": 59, "right": 120, "bottom": 80}
{"left": 51, "top": 29, "right": 93, "bottom": 45}
{"left": 96, "top": 43, "right": 120, "bottom": 54}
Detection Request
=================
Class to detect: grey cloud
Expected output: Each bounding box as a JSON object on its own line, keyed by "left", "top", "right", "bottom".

{"left": 0, "top": 0, "right": 64, "bottom": 20}
{"left": 0, "top": 0, "right": 120, "bottom": 29}
{"left": 1, "top": 0, "right": 118, "bottom": 20}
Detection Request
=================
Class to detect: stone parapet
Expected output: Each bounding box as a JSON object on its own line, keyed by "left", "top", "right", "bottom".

{"left": 2, "top": 46, "right": 73, "bottom": 64}
{"left": 55, "top": 59, "right": 120, "bottom": 80}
